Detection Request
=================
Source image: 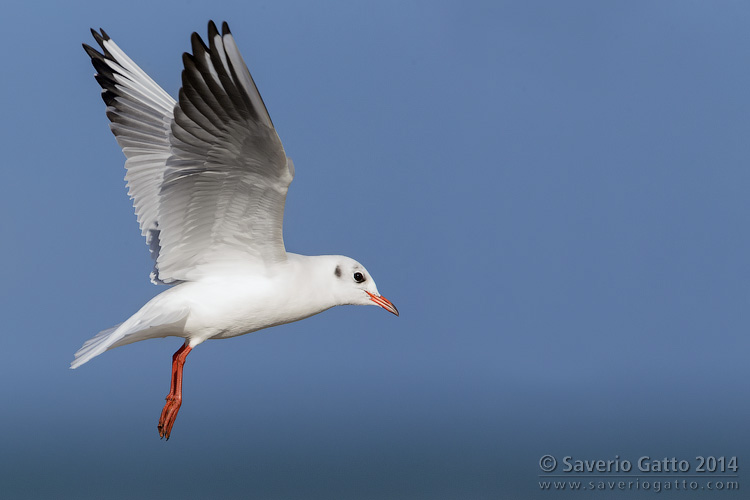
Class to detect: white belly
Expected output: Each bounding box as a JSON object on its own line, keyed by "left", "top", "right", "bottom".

{"left": 172, "top": 273, "right": 334, "bottom": 343}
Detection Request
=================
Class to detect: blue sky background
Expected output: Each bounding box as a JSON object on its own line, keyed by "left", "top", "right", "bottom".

{"left": 1, "top": 1, "right": 749, "bottom": 498}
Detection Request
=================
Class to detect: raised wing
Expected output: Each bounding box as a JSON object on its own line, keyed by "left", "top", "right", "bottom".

{"left": 83, "top": 29, "right": 176, "bottom": 283}
{"left": 84, "top": 22, "right": 294, "bottom": 284}
{"left": 156, "top": 21, "right": 294, "bottom": 283}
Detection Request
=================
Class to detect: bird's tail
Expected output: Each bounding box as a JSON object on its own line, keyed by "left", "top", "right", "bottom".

{"left": 70, "top": 324, "right": 123, "bottom": 369}
{"left": 70, "top": 305, "right": 190, "bottom": 369}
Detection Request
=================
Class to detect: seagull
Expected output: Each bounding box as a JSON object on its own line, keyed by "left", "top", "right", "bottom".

{"left": 73, "top": 21, "right": 398, "bottom": 440}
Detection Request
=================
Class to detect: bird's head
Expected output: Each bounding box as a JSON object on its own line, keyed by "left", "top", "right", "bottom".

{"left": 330, "top": 256, "right": 399, "bottom": 316}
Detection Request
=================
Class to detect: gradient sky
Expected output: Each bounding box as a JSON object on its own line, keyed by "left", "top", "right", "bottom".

{"left": 1, "top": 1, "right": 749, "bottom": 498}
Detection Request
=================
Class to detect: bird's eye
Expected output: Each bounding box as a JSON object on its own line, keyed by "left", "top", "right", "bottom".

{"left": 353, "top": 272, "right": 365, "bottom": 283}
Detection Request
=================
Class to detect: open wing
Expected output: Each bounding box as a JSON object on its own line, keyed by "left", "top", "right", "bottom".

{"left": 84, "top": 22, "right": 294, "bottom": 284}
{"left": 84, "top": 29, "right": 176, "bottom": 283}
{"left": 157, "top": 21, "right": 294, "bottom": 282}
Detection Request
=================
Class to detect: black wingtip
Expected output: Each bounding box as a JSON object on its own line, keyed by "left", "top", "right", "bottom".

{"left": 221, "top": 21, "right": 231, "bottom": 36}
{"left": 87, "top": 28, "right": 116, "bottom": 59}
{"left": 207, "top": 20, "right": 219, "bottom": 40}
{"left": 90, "top": 28, "right": 105, "bottom": 47}
{"left": 190, "top": 31, "right": 209, "bottom": 54}
{"left": 181, "top": 52, "right": 196, "bottom": 76}
{"left": 82, "top": 42, "right": 100, "bottom": 59}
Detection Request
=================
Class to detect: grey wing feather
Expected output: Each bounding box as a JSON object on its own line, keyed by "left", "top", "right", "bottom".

{"left": 155, "top": 21, "right": 293, "bottom": 283}
{"left": 84, "top": 29, "right": 177, "bottom": 284}
{"left": 84, "top": 22, "right": 294, "bottom": 285}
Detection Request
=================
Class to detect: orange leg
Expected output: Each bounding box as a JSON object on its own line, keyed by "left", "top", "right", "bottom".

{"left": 158, "top": 343, "right": 192, "bottom": 440}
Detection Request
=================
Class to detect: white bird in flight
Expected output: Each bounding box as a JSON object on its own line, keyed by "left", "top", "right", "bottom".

{"left": 73, "top": 21, "right": 398, "bottom": 439}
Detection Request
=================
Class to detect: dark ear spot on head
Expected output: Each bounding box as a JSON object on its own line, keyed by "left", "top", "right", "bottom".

{"left": 335, "top": 265, "right": 341, "bottom": 278}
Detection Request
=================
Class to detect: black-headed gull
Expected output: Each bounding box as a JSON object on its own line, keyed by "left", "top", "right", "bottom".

{"left": 73, "top": 21, "right": 398, "bottom": 440}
